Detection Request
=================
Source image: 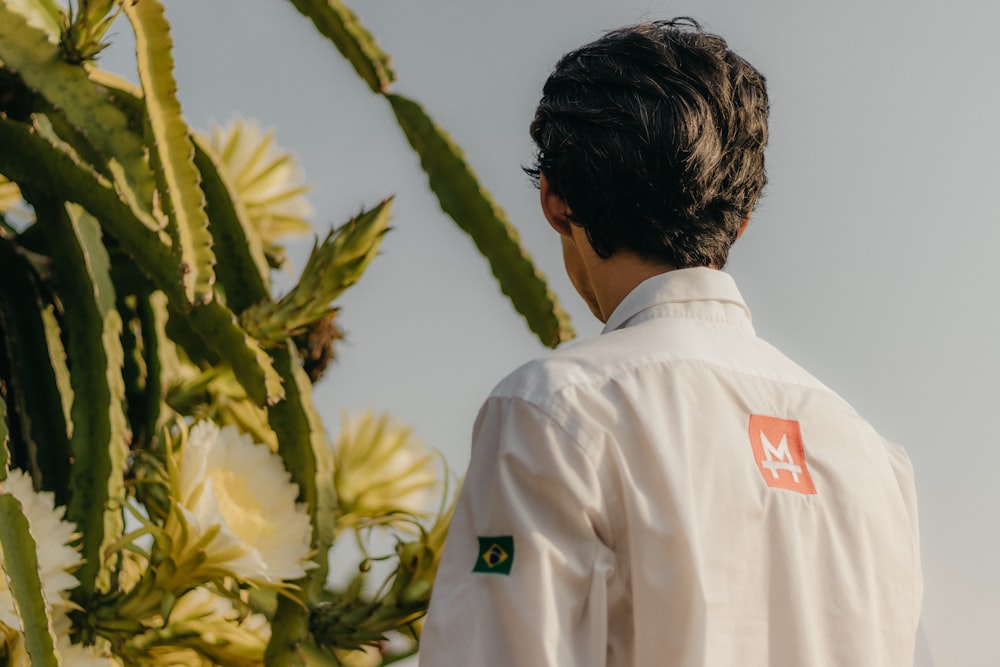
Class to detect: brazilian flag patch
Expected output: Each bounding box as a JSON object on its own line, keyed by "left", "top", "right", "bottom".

{"left": 473, "top": 535, "right": 514, "bottom": 575}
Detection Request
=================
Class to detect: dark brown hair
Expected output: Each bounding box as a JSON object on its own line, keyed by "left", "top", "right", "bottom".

{"left": 526, "top": 18, "right": 769, "bottom": 268}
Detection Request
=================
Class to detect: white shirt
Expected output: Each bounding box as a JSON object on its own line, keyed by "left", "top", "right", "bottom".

{"left": 420, "top": 268, "right": 923, "bottom": 666}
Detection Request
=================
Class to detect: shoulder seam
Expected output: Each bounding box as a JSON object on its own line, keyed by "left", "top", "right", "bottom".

{"left": 499, "top": 356, "right": 851, "bottom": 415}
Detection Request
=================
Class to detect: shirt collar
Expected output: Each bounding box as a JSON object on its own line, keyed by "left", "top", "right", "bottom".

{"left": 601, "top": 267, "right": 753, "bottom": 334}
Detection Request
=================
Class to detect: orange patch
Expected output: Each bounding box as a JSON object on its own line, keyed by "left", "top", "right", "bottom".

{"left": 748, "top": 415, "right": 816, "bottom": 494}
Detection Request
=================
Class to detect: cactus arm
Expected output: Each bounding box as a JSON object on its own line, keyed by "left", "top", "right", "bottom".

{"left": 31, "top": 198, "right": 129, "bottom": 598}
{"left": 134, "top": 291, "right": 172, "bottom": 445}
{"left": 187, "top": 303, "right": 285, "bottom": 406}
{"left": 267, "top": 351, "right": 318, "bottom": 517}
{"left": 39, "top": 306, "right": 75, "bottom": 439}
{"left": 66, "top": 74, "right": 281, "bottom": 402}
{"left": 108, "top": 258, "right": 167, "bottom": 448}
{"left": 0, "top": 114, "right": 180, "bottom": 297}
{"left": 85, "top": 72, "right": 271, "bottom": 310}
{"left": 37, "top": 104, "right": 114, "bottom": 181}
{"left": 119, "top": 293, "right": 147, "bottom": 448}
{"left": 123, "top": 0, "right": 216, "bottom": 306}
{"left": 3, "top": 0, "right": 63, "bottom": 40}
{"left": 0, "top": 238, "right": 73, "bottom": 502}
{"left": 0, "top": 397, "right": 59, "bottom": 667}
{"left": 87, "top": 66, "right": 146, "bottom": 130}
{"left": 270, "top": 342, "right": 336, "bottom": 595}
{"left": 265, "top": 341, "right": 335, "bottom": 666}
{"left": 119, "top": 288, "right": 167, "bottom": 451}
{"left": 164, "top": 296, "right": 286, "bottom": 408}
{"left": 0, "top": 2, "right": 157, "bottom": 213}
{"left": 279, "top": 1, "right": 573, "bottom": 347}
{"left": 387, "top": 94, "right": 575, "bottom": 348}
{"left": 285, "top": 0, "right": 394, "bottom": 94}
{"left": 192, "top": 134, "right": 271, "bottom": 312}
{"left": 0, "top": 495, "right": 60, "bottom": 667}
{"left": 0, "top": 116, "right": 281, "bottom": 404}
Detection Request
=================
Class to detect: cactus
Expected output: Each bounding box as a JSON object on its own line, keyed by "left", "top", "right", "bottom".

{"left": 0, "top": 0, "right": 573, "bottom": 664}
{"left": 0, "top": 397, "right": 62, "bottom": 667}
{"left": 0, "top": 496, "right": 61, "bottom": 667}
{"left": 60, "top": 0, "right": 119, "bottom": 63}
{"left": 124, "top": 0, "right": 217, "bottom": 306}
{"left": 42, "top": 200, "right": 129, "bottom": 599}
{"left": 388, "top": 94, "right": 575, "bottom": 347}
{"left": 0, "top": 3, "right": 158, "bottom": 216}
{"left": 288, "top": 0, "right": 575, "bottom": 346}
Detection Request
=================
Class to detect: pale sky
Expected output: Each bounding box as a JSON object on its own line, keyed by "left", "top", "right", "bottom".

{"left": 100, "top": 1, "right": 1000, "bottom": 664}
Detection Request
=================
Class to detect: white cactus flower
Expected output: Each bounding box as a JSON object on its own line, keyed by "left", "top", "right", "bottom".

{"left": 53, "top": 612, "right": 120, "bottom": 667}
{"left": 0, "top": 469, "right": 80, "bottom": 630}
{"left": 332, "top": 412, "right": 441, "bottom": 526}
{"left": 166, "top": 421, "right": 314, "bottom": 585}
{"left": 206, "top": 118, "right": 313, "bottom": 257}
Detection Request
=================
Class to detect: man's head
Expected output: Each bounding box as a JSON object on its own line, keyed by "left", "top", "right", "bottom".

{"left": 527, "top": 18, "right": 769, "bottom": 269}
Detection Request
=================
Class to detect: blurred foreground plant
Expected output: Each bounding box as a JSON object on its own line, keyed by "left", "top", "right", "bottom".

{"left": 0, "top": 0, "right": 571, "bottom": 664}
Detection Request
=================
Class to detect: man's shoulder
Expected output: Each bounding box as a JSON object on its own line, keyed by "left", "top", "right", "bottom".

{"left": 488, "top": 333, "right": 626, "bottom": 406}
{"left": 486, "top": 313, "right": 853, "bottom": 424}
{"left": 486, "top": 322, "right": 696, "bottom": 411}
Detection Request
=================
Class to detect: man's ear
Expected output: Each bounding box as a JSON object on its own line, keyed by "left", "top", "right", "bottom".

{"left": 540, "top": 173, "right": 573, "bottom": 236}
{"left": 736, "top": 213, "right": 751, "bottom": 240}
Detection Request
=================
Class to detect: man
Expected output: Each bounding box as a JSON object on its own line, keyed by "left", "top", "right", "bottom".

{"left": 420, "top": 19, "right": 923, "bottom": 666}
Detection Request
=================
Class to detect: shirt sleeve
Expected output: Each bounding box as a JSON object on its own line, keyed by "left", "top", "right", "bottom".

{"left": 419, "top": 396, "right": 615, "bottom": 666}
{"left": 883, "top": 439, "right": 924, "bottom": 619}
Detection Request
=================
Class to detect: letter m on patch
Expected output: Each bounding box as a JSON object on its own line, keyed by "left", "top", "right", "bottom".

{"left": 748, "top": 415, "right": 816, "bottom": 494}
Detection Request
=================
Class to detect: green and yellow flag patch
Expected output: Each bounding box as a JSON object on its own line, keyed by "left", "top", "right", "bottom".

{"left": 473, "top": 535, "right": 514, "bottom": 575}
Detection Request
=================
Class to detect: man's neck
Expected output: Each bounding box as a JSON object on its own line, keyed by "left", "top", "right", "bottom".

{"left": 589, "top": 251, "right": 675, "bottom": 322}
{"left": 561, "top": 220, "right": 680, "bottom": 323}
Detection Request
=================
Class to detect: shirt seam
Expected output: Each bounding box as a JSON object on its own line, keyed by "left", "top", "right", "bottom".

{"left": 509, "top": 357, "right": 850, "bottom": 414}
{"left": 619, "top": 309, "right": 753, "bottom": 331}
